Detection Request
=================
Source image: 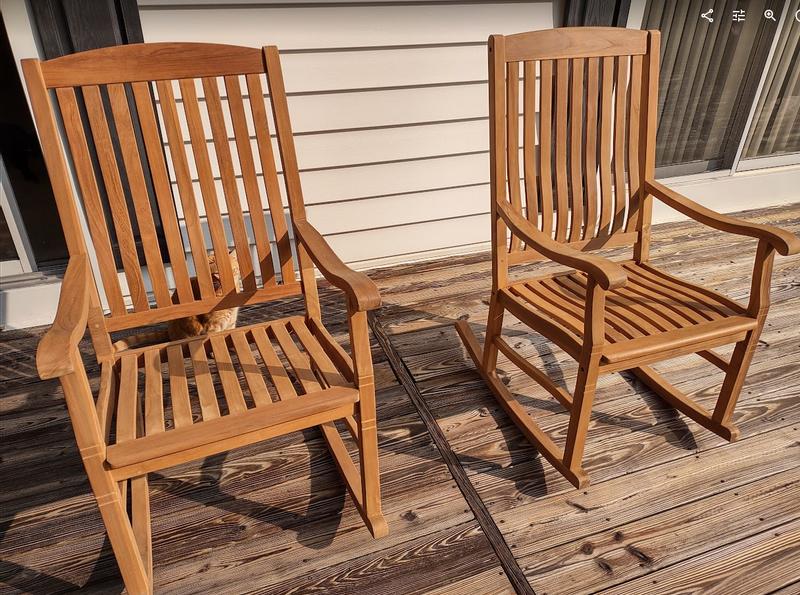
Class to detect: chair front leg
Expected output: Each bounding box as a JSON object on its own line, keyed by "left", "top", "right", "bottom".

{"left": 482, "top": 293, "right": 506, "bottom": 371}
{"left": 61, "top": 352, "right": 151, "bottom": 594}
{"left": 563, "top": 280, "right": 606, "bottom": 475}
{"left": 348, "top": 308, "right": 388, "bottom": 538}
{"left": 713, "top": 240, "right": 776, "bottom": 427}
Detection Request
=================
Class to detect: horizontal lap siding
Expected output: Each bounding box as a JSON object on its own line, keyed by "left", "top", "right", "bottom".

{"left": 139, "top": 1, "right": 553, "bottom": 268}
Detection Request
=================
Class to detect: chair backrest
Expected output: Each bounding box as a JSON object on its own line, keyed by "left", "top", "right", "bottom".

{"left": 488, "top": 27, "right": 660, "bottom": 278}
{"left": 22, "top": 42, "right": 308, "bottom": 337}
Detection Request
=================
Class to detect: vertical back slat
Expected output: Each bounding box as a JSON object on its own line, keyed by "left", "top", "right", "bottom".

{"left": 626, "top": 55, "right": 643, "bottom": 233}
{"left": 522, "top": 61, "right": 539, "bottom": 229}
{"left": 554, "top": 59, "right": 570, "bottom": 242}
{"left": 224, "top": 74, "right": 275, "bottom": 287}
{"left": 612, "top": 57, "right": 629, "bottom": 233}
{"left": 539, "top": 60, "right": 554, "bottom": 237}
{"left": 598, "top": 56, "right": 615, "bottom": 236}
{"left": 584, "top": 57, "right": 600, "bottom": 240}
{"left": 179, "top": 78, "right": 236, "bottom": 293}
{"left": 107, "top": 83, "right": 171, "bottom": 307}
{"left": 156, "top": 79, "right": 215, "bottom": 299}
{"left": 130, "top": 81, "right": 194, "bottom": 304}
{"left": 83, "top": 85, "right": 149, "bottom": 312}
{"left": 202, "top": 76, "right": 257, "bottom": 291}
{"left": 568, "top": 58, "right": 585, "bottom": 242}
{"left": 117, "top": 354, "right": 139, "bottom": 442}
{"left": 506, "top": 62, "right": 522, "bottom": 251}
{"left": 246, "top": 73, "right": 294, "bottom": 284}
{"left": 55, "top": 87, "right": 126, "bottom": 315}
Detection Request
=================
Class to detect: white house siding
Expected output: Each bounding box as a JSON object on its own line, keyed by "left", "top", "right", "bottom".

{"left": 138, "top": 1, "right": 556, "bottom": 268}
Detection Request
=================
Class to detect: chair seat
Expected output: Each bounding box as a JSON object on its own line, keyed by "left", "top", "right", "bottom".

{"left": 102, "top": 316, "right": 359, "bottom": 470}
{"left": 504, "top": 261, "right": 758, "bottom": 367}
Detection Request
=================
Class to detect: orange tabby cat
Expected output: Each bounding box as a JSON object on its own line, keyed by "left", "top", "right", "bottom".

{"left": 113, "top": 250, "right": 241, "bottom": 351}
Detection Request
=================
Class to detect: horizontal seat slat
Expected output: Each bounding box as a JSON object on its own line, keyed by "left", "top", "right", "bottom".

{"left": 107, "top": 386, "right": 359, "bottom": 469}
{"left": 601, "top": 316, "right": 757, "bottom": 364}
{"left": 506, "top": 261, "right": 758, "bottom": 370}
{"left": 108, "top": 317, "right": 359, "bottom": 471}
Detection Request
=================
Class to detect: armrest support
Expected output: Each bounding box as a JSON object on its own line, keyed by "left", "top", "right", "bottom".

{"left": 496, "top": 200, "right": 628, "bottom": 290}
{"left": 646, "top": 179, "right": 800, "bottom": 256}
{"left": 293, "top": 219, "right": 382, "bottom": 311}
{"left": 37, "top": 254, "right": 92, "bottom": 380}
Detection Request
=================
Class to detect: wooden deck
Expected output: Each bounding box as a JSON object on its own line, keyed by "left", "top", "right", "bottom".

{"left": 2, "top": 204, "right": 799, "bottom": 594}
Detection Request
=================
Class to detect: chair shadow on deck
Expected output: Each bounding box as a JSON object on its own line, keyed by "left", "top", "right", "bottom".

{"left": 149, "top": 430, "right": 347, "bottom": 550}
{"left": 0, "top": 292, "right": 699, "bottom": 593}
{"left": 374, "top": 298, "right": 699, "bottom": 498}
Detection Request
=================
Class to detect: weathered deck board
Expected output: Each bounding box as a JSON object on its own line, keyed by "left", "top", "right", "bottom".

{"left": 601, "top": 518, "right": 800, "bottom": 595}
{"left": 523, "top": 466, "right": 800, "bottom": 592}
{"left": 0, "top": 306, "right": 510, "bottom": 593}
{"left": 379, "top": 203, "right": 800, "bottom": 593}
{"left": 1, "top": 203, "right": 798, "bottom": 593}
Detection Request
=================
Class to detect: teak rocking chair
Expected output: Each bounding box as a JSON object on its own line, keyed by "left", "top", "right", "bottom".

{"left": 456, "top": 28, "right": 800, "bottom": 489}
{"left": 24, "top": 43, "right": 387, "bottom": 594}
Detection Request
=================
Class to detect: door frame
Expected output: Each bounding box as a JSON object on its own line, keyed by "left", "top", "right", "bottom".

{"left": 0, "top": 153, "right": 37, "bottom": 276}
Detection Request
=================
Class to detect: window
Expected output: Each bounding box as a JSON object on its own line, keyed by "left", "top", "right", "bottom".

{"left": 741, "top": 7, "right": 800, "bottom": 163}
{"left": 642, "top": 0, "right": 781, "bottom": 176}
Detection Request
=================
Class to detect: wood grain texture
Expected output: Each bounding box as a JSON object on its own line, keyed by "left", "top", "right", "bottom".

{"left": 40, "top": 42, "right": 264, "bottom": 87}
{"left": 381, "top": 203, "right": 799, "bottom": 593}
{"left": 9, "top": 48, "right": 800, "bottom": 594}
{"left": 1, "top": 294, "right": 510, "bottom": 594}
{"left": 370, "top": 314, "right": 534, "bottom": 594}
{"left": 475, "top": 28, "right": 798, "bottom": 489}
{"left": 22, "top": 42, "right": 393, "bottom": 595}
{"left": 504, "top": 27, "right": 648, "bottom": 62}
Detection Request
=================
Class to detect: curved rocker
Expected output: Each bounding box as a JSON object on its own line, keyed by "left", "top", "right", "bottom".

{"left": 458, "top": 28, "right": 800, "bottom": 489}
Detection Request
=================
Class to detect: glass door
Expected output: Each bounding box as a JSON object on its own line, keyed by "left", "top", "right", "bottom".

{"left": 643, "top": 0, "right": 781, "bottom": 177}
{"left": 738, "top": 0, "right": 800, "bottom": 170}
{"left": 0, "top": 154, "right": 36, "bottom": 278}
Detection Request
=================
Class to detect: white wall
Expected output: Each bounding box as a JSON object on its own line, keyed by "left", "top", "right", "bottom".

{"left": 138, "top": 0, "right": 799, "bottom": 270}
{"left": 138, "top": 1, "right": 555, "bottom": 268}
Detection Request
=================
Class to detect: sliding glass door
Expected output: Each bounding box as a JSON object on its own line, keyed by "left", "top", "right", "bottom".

{"left": 642, "top": 0, "right": 782, "bottom": 176}
{"left": 739, "top": 4, "right": 800, "bottom": 169}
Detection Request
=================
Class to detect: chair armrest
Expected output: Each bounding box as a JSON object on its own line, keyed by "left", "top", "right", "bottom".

{"left": 646, "top": 179, "right": 800, "bottom": 256}
{"left": 37, "top": 254, "right": 92, "bottom": 380}
{"left": 496, "top": 199, "right": 628, "bottom": 290}
{"left": 293, "top": 219, "right": 382, "bottom": 311}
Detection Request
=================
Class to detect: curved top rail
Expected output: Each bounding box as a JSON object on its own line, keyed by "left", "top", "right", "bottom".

{"left": 501, "top": 27, "right": 650, "bottom": 62}
{"left": 38, "top": 42, "right": 266, "bottom": 88}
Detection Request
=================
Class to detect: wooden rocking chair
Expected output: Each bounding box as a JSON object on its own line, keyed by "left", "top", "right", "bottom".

{"left": 456, "top": 28, "right": 800, "bottom": 489}
{"left": 24, "top": 43, "right": 387, "bottom": 594}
